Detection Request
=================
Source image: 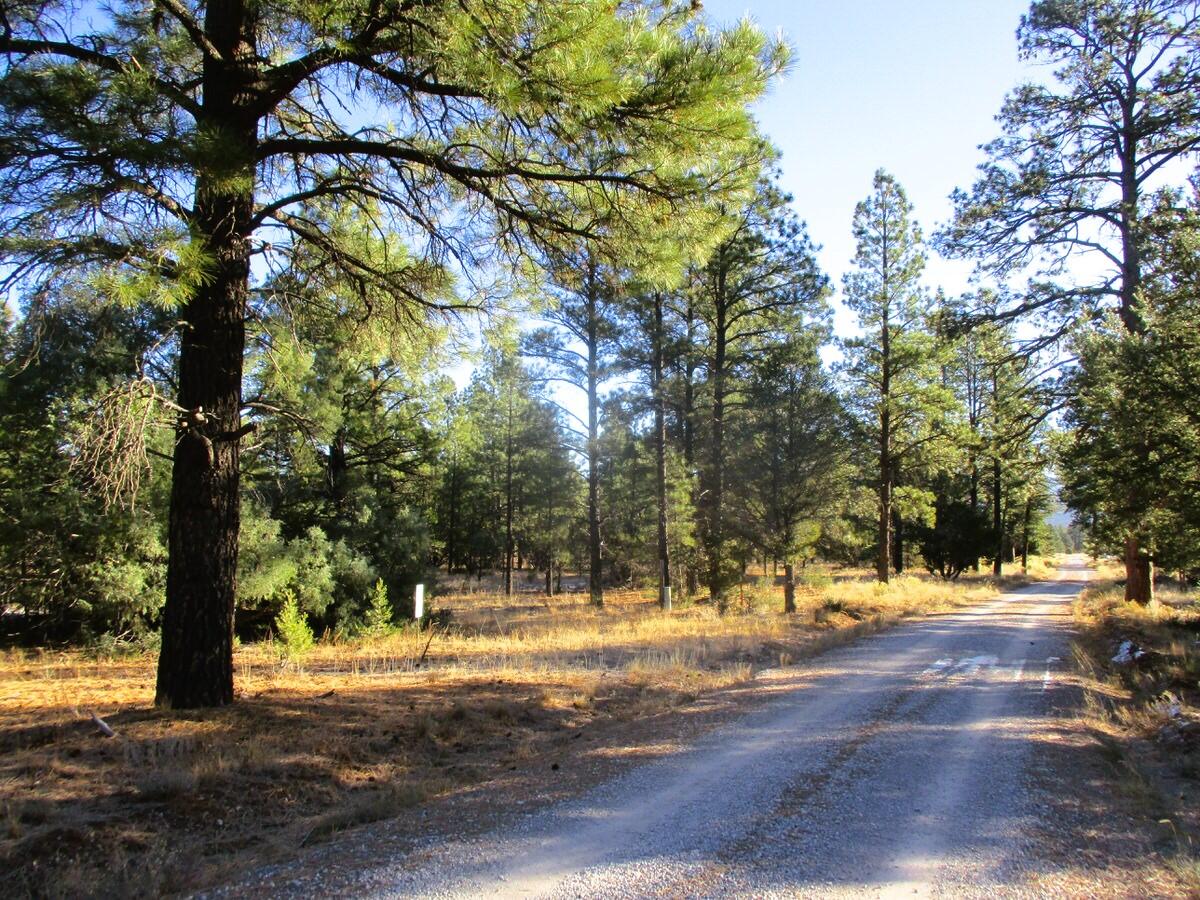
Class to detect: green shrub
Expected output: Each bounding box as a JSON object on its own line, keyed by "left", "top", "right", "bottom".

{"left": 274, "top": 591, "right": 314, "bottom": 664}
{"left": 800, "top": 569, "right": 833, "bottom": 590}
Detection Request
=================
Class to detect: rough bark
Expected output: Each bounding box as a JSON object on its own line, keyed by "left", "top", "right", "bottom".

{"left": 1124, "top": 536, "right": 1154, "bottom": 604}
{"left": 876, "top": 301, "right": 892, "bottom": 584}
{"left": 1021, "top": 497, "right": 1031, "bottom": 574}
{"left": 156, "top": 0, "right": 257, "bottom": 708}
{"left": 445, "top": 454, "right": 459, "bottom": 573}
{"left": 504, "top": 393, "right": 514, "bottom": 597}
{"left": 682, "top": 297, "right": 699, "bottom": 599}
{"left": 708, "top": 265, "right": 729, "bottom": 611}
{"left": 1116, "top": 116, "right": 1155, "bottom": 602}
{"left": 892, "top": 507, "right": 904, "bottom": 575}
{"left": 969, "top": 458, "right": 980, "bottom": 573}
{"left": 992, "top": 454, "right": 1003, "bottom": 577}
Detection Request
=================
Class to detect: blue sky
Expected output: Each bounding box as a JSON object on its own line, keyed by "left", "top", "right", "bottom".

{"left": 702, "top": 0, "right": 1039, "bottom": 307}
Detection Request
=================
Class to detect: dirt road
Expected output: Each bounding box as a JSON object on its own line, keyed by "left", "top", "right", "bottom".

{"left": 231, "top": 558, "right": 1176, "bottom": 897}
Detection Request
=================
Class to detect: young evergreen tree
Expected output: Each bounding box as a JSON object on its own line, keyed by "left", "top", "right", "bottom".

{"left": 729, "top": 320, "right": 848, "bottom": 612}
{"left": 0, "top": 0, "right": 782, "bottom": 706}
{"left": 459, "top": 339, "right": 542, "bottom": 594}
{"left": 243, "top": 258, "right": 448, "bottom": 628}
{"left": 517, "top": 401, "right": 583, "bottom": 597}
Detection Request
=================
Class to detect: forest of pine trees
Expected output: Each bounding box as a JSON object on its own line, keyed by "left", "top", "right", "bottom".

{"left": 1, "top": 0, "right": 1197, "bottom": 710}
{"left": 0, "top": 166, "right": 1062, "bottom": 636}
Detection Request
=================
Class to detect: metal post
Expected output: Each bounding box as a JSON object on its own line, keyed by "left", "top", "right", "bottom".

{"left": 414, "top": 583, "right": 425, "bottom": 620}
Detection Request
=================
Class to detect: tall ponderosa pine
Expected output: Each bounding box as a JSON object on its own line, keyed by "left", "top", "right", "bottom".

{"left": 842, "top": 171, "right": 955, "bottom": 583}
{"left": 937, "top": 0, "right": 1200, "bottom": 600}
{"left": 526, "top": 249, "right": 621, "bottom": 606}
{"left": 617, "top": 285, "right": 689, "bottom": 609}
{"left": 0, "top": 1, "right": 781, "bottom": 705}
{"left": 692, "top": 177, "right": 827, "bottom": 610}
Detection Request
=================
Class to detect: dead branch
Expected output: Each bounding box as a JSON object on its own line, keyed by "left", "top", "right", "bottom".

{"left": 68, "top": 376, "right": 174, "bottom": 509}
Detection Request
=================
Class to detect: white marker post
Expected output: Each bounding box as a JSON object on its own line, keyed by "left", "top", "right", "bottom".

{"left": 413, "top": 583, "right": 425, "bottom": 621}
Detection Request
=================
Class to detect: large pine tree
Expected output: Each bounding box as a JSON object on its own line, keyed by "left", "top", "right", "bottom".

{"left": 0, "top": 0, "right": 780, "bottom": 705}
{"left": 937, "top": 0, "right": 1200, "bottom": 600}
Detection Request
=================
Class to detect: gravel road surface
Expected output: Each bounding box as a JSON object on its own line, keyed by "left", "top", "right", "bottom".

{"left": 308, "top": 557, "right": 1109, "bottom": 898}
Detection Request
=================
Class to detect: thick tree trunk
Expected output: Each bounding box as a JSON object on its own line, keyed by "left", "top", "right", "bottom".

{"left": 653, "top": 293, "right": 671, "bottom": 611}
{"left": 327, "top": 427, "right": 347, "bottom": 507}
{"left": 1124, "top": 536, "right": 1154, "bottom": 604}
{"left": 156, "top": 0, "right": 257, "bottom": 708}
{"left": 1116, "top": 138, "right": 1153, "bottom": 604}
{"left": 783, "top": 561, "right": 796, "bottom": 614}
{"left": 969, "top": 458, "right": 980, "bottom": 573}
{"left": 877, "top": 307, "right": 892, "bottom": 584}
{"left": 504, "top": 397, "right": 514, "bottom": 597}
{"left": 445, "top": 458, "right": 458, "bottom": 573}
{"left": 892, "top": 507, "right": 904, "bottom": 575}
{"left": 1021, "top": 497, "right": 1031, "bottom": 574}
{"left": 876, "top": 417, "right": 891, "bottom": 583}
{"left": 683, "top": 297, "right": 699, "bottom": 599}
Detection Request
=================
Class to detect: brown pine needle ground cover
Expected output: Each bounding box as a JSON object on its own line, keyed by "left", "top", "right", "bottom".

{"left": 1072, "top": 567, "right": 1200, "bottom": 890}
{"left": 1, "top": 567, "right": 1033, "bottom": 897}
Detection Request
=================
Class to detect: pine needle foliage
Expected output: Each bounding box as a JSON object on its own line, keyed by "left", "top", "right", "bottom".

{"left": 362, "top": 579, "right": 394, "bottom": 638}
{"left": 274, "top": 592, "right": 315, "bottom": 665}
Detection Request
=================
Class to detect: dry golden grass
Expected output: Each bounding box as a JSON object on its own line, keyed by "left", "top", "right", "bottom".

{"left": 1071, "top": 576, "right": 1200, "bottom": 891}
{"left": 1087, "top": 555, "right": 1128, "bottom": 581}
{"left": 0, "top": 564, "right": 1031, "bottom": 897}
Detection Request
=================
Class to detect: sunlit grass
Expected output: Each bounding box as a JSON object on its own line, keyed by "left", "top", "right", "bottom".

{"left": 1072, "top": 575, "right": 1200, "bottom": 892}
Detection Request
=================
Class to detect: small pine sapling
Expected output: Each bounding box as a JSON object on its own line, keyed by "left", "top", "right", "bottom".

{"left": 362, "top": 579, "right": 393, "bottom": 638}
{"left": 274, "top": 591, "right": 314, "bottom": 666}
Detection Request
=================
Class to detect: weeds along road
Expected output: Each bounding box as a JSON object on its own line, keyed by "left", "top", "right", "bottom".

{"left": 255, "top": 559, "right": 1109, "bottom": 898}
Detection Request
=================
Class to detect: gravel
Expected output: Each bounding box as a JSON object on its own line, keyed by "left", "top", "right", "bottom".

{"left": 302, "top": 557, "right": 1100, "bottom": 898}
{"left": 220, "top": 557, "right": 1173, "bottom": 898}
